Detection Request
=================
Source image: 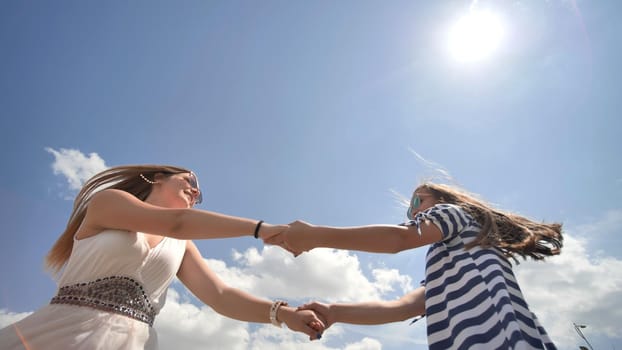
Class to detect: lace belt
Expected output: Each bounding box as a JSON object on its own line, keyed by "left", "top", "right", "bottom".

{"left": 50, "top": 276, "right": 156, "bottom": 327}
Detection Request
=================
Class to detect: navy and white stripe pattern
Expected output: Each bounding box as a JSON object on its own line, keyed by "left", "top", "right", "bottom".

{"left": 404, "top": 204, "right": 556, "bottom": 350}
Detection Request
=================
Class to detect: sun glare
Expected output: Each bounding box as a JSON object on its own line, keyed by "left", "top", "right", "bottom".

{"left": 447, "top": 10, "right": 504, "bottom": 63}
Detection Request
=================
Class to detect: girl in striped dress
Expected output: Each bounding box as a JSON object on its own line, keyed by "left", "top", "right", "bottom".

{"left": 269, "top": 182, "right": 563, "bottom": 350}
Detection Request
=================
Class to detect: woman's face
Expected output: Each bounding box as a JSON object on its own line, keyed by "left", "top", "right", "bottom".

{"left": 157, "top": 172, "right": 202, "bottom": 208}
{"left": 407, "top": 188, "right": 439, "bottom": 219}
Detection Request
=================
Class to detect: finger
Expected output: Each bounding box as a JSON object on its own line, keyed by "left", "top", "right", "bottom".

{"left": 287, "top": 248, "right": 303, "bottom": 256}
{"left": 297, "top": 302, "right": 316, "bottom": 310}
{"left": 303, "top": 324, "right": 323, "bottom": 340}
{"left": 296, "top": 304, "right": 311, "bottom": 311}
{"left": 282, "top": 241, "right": 303, "bottom": 256}
{"left": 280, "top": 243, "right": 299, "bottom": 256}
{"left": 317, "top": 314, "right": 328, "bottom": 327}
{"left": 263, "top": 233, "right": 282, "bottom": 245}
{"left": 309, "top": 313, "right": 326, "bottom": 330}
{"left": 310, "top": 320, "right": 325, "bottom": 332}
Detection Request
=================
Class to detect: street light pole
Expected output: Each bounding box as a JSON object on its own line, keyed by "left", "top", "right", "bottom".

{"left": 573, "top": 322, "right": 595, "bottom": 350}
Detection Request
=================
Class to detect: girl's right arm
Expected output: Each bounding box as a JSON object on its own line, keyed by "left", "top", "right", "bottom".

{"left": 271, "top": 220, "right": 442, "bottom": 254}
{"left": 80, "top": 189, "right": 283, "bottom": 240}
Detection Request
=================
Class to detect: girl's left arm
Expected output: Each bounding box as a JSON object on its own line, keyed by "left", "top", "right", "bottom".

{"left": 299, "top": 286, "right": 426, "bottom": 327}
{"left": 176, "top": 241, "right": 323, "bottom": 339}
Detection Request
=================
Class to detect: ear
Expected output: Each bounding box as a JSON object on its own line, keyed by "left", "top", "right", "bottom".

{"left": 153, "top": 173, "right": 168, "bottom": 182}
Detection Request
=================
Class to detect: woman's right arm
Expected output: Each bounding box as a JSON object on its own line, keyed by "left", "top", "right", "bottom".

{"left": 299, "top": 287, "right": 426, "bottom": 327}
{"left": 81, "top": 189, "right": 282, "bottom": 240}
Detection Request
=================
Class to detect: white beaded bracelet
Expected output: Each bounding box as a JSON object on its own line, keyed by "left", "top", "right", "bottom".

{"left": 269, "top": 300, "right": 288, "bottom": 327}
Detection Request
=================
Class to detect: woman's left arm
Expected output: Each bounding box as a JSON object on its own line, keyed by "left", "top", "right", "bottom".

{"left": 176, "top": 241, "right": 323, "bottom": 339}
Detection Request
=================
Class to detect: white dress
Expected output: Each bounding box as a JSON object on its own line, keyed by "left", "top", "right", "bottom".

{"left": 0, "top": 230, "right": 187, "bottom": 350}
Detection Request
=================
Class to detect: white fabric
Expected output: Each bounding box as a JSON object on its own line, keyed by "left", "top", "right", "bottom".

{"left": 0, "top": 230, "right": 187, "bottom": 350}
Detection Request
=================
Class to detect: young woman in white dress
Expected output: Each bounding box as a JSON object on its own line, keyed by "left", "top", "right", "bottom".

{"left": 0, "top": 165, "right": 324, "bottom": 350}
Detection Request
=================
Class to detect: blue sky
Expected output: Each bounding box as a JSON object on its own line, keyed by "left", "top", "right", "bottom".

{"left": 1, "top": 1, "right": 621, "bottom": 349}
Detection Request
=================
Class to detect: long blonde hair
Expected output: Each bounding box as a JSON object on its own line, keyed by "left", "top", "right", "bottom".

{"left": 417, "top": 183, "right": 563, "bottom": 262}
{"left": 46, "top": 164, "right": 194, "bottom": 273}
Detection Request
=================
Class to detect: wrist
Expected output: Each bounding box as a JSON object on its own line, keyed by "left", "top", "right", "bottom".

{"left": 270, "top": 300, "right": 289, "bottom": 328}
{"left": 276, "top": 305, "right": 296, "bottom": 327}
{"left": 300, "top": 225, "right": 320, "bottom": 249}
{"left": 327, "top": 303, "right": 338, "bottom": 324}
{"left": 257, "top": 223, "right": 274, "bottom": 240}
{"left": 253, "top": 220, "right": 264, "bottom": 239}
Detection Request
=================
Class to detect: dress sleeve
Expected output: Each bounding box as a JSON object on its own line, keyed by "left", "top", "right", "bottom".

{"left": 401, "top": 204, "right": 470, "bottom": 239}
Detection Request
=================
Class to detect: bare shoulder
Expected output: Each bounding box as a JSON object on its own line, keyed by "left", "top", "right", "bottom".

{"left": 89, "top": 188, "right": 140, "bottom": 206}
{"left": 77, "top": 189, "right": 169, "bottom": 239}
{"left": 75, "top": 189, "right": 132, "bottom": 239}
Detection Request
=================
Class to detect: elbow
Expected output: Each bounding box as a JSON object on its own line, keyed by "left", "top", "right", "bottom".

{"left": 386, "top": 244, "right": 406, "bottom": 254}
{"left": 397, "top": 314, "right": 412, "bottom": 322}
{"left": 397, "top": 307, "right": 425, "bottom": 322}
{"left": 387, "top": 232, "right": 413, "bottom": 253}
{"left": 207, "top": 286, "right": 230, "bottom": 315}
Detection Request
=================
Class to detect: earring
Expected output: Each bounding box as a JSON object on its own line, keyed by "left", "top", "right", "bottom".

{"left": 139, "top": 173, "right": 157, "bottom": 184}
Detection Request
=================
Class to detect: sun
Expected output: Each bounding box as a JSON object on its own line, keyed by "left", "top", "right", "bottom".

{"left": 447, "top": 10, "right": 505, "bottom": 63}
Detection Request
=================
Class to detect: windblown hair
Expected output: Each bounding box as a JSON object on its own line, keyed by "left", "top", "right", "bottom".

{"left": 45, "top": 164, "right": 194, "bottom": 273}
{"left": 417, "top": 183, "right": 563, "bottom": 262}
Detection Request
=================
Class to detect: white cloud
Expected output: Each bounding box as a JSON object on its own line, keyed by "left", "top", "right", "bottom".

{"left": 222, "top": 246, "right": 412, "bottom": 303}
{"left": 153, "top": 247, "right": 421, "bottom": 349}
{"left": 574, "top": 209, "right": 622, "bottom": 258}
{"left": 154, "top": 289, "right": 251, "bottom": 350}
{"left": 45, "top": 147, "right": 107, "bottom": 191}
{"left": 0, "top": 309, "right": 31, "bottom": 329}
{"left": 515, "top": 232, "right": 622, "bottom": 348}
{"left": 248, "top": 324, "right": 338, "bottom": 350}
{"left": 371, "top": 268, "right": 413, "bottom": 295}
{"left": 343, "top": 337, "right": 382, "bottom": 350}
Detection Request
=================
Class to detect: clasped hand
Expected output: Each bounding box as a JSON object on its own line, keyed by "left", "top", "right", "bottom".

{"left": 284, "top": 307, "right": 325, "bottom": 340}
{"left": 262, "top": 220, "right": 315, "bottom": 257}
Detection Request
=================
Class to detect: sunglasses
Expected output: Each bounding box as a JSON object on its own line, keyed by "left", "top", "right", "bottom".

{"left": 406, "top": 195, "right": 421, "bottom": 220}
{"left": 188, "top": 172, "right": 203, "bottom": 204}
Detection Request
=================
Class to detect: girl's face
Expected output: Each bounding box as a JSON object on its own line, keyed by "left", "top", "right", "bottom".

{"left": 407, "top": 189, "right": 439, "bottom": 220}
{"left": 157, "top": 173, "right": 202, "bottom": 208}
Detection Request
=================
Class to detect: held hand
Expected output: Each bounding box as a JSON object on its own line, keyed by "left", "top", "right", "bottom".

{"left": 297, "top": 301, "right": 335, "bottom": 329}
{"left": 257, "top": 223, "right": 288, "bottom": 241}
{"left": 264, "top": 220, "right": 315, "bottom": 257}
{"left": 260, "top": 224, "right": 302, "bottom": 256}
{"left": 279, "top": 306, "right": 325, "bottom": 341}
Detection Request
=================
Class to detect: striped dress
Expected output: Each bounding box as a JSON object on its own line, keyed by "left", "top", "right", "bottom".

{"left": 405, "top": 204, "right": 556, "bottom": 350}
